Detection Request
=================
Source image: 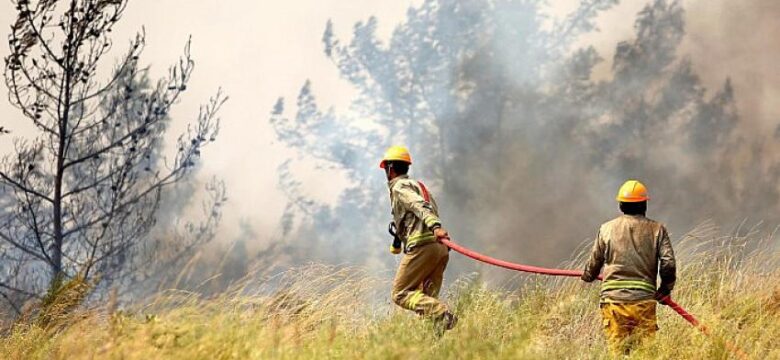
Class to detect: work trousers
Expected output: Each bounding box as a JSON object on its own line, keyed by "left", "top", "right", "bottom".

{"left": 391, "top": 242, "right": 449, "bottom": 317}
{"left": 600, "top": 300, "right": 658, "bottom": 355}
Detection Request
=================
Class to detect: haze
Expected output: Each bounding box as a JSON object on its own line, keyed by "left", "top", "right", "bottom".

{"left": 1, "top": 0, "right": 777, "bottom": 252}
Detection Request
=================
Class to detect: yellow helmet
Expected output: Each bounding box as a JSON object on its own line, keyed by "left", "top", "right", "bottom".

{"left": 616, "top": 180, "right": 649, "bottom": 202}
{"left": 379, "top": 145, "right": 412, "bottom": 169}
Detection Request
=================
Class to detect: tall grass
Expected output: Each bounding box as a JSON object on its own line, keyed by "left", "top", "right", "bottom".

{"left": 2, "top": 223, "right": 778, "bottom": 359}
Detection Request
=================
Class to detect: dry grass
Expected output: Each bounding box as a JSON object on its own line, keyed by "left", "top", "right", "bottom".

{"left": 1, "top": 223, "right": 778, "bottom": 359}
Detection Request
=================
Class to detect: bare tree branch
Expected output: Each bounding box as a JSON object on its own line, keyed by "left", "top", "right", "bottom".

{"left": 0, "top": 170, "right": 52, "bottom": 203}
{"left": 0, "top": 0, "right": 226, "bottom": 313}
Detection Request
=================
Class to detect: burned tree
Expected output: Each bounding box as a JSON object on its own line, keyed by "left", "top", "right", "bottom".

{"left": 1, "top": 0, "right": 226, "bottom": 311}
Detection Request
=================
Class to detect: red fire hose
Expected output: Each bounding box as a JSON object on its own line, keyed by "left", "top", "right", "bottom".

{"left": 439, "top": 238, "right": 747, "bottom": 359}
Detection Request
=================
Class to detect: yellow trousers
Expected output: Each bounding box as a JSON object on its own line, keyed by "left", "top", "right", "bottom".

{"left": 391, "top": 242, "right": 449, "bottom": 317}
{"left": 600, "top": 300, "right": 657, "bottom": 355}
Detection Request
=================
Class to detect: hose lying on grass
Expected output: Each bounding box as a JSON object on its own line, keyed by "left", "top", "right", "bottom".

{"left": 439, "top": 238, "right": 748, "bottom": 359}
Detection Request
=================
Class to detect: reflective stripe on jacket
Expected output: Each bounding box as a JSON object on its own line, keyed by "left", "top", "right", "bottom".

{"left": 388, "top": 175, "right": 442, "bottom": 250}
{"left": 582, "top": 215, "right": 677, "bottom": 303}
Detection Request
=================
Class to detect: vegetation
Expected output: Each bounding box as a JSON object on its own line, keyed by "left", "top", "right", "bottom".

{"left": 1, "top": 0, "right": 226, "bottom": 313}
{"left": 1, "top": 224, "right": 776, "bottom": 359}
{"left": 1, "top": 1, "right": 777, "bottom": 359}
{"left": 272, "top": 0, "right": 780, "bottom": 273}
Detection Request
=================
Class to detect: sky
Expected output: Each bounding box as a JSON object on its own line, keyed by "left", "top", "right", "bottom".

{"left": 0, "top": 0, "right": 422, "bottom": 242}
{"left": 0, "top": 0, "right": 778, "bottom": 249}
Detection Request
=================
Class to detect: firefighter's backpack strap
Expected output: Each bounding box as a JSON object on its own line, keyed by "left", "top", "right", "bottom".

{"left": 417, "top": 181, "right": 431, "bottom": 202}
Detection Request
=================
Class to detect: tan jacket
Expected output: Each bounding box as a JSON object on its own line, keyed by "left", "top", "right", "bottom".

{"left": 582, "top": 214, "right": 676, "bottom": 303}
{"left": 388, "top": 175, "right": 442, "bottom": 250}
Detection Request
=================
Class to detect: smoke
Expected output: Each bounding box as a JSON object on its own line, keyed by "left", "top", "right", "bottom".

{"left": 682, "top": 0, "right": 780, "bottom": 132}
{"left": 270, "top": 0, "right": 780, "bottom": 282}
{"left": 468, "top": 0, "right": 780, "bottom": 266}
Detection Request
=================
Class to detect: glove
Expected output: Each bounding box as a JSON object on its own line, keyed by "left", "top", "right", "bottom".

{"left": 388, "top": 221, "right": 402, "bottom": 255}
{"left": 433, "top": 227, "right": 448, "bottom": 240}
{"left": 655, "top": 283, "right": 672, "bottom": 304}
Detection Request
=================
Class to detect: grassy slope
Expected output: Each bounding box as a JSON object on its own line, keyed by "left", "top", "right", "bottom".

{"left": 2, "top": 227, "right": 779, "bottom": 360}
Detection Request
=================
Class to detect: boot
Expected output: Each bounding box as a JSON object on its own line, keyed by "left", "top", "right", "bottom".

{"left": 433, "top": 311, "right": 458, "bottom": 336}
{"left": 441, "top": 311, "right": 458, "bottom": 330}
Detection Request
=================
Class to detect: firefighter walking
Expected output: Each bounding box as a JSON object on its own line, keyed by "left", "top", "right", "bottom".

{"left": 380, "top": 145, "right": 457, "bottom": 331}
{"left": 581, "top": 180, "right": 677, "bottom": 355}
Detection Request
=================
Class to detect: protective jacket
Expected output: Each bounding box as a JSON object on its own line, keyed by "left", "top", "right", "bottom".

{"left": 582, "top": 214, "right": 676, "bottom": 303}
{"left": 388, "top": 174, "right": 442, "bottom": 251}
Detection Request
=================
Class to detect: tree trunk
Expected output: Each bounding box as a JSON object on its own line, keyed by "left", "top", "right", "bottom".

{"left": 51, "top": 0, "right": 78, "bottom": 284}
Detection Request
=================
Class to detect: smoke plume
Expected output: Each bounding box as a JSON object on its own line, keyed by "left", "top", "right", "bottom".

{"left": 269, "top": 0, "right": 779, "bottom": 281}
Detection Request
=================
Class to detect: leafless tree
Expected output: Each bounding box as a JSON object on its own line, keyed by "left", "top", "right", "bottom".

{"left": 1, "top": 0, "right": 226, "bottom": 313}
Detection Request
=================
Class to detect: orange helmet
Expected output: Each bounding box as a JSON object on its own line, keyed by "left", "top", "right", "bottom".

{"left": 616, "top": 180, "right": 649, "bottom": 202}
{"left": 379, "top": 145, "right": 412, "bottom": 169}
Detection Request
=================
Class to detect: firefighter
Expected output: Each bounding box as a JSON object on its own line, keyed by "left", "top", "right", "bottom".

{"left": 380, "top": 145, "right": 457, "bottom": 331}
{"left": 581, "top": 180, "right": 677, "bottom": 355}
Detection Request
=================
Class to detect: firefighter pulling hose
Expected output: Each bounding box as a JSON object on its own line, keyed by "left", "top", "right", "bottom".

{"left": 380, "top": 146, "right": 747, "bottom": 358}
{"left": 439, "top": 237, "right": 747, "bottom": 359}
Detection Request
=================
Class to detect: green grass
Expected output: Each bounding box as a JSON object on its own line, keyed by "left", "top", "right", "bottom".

{"left": 2, "top": 225, "right": 778, "bottom": 359}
